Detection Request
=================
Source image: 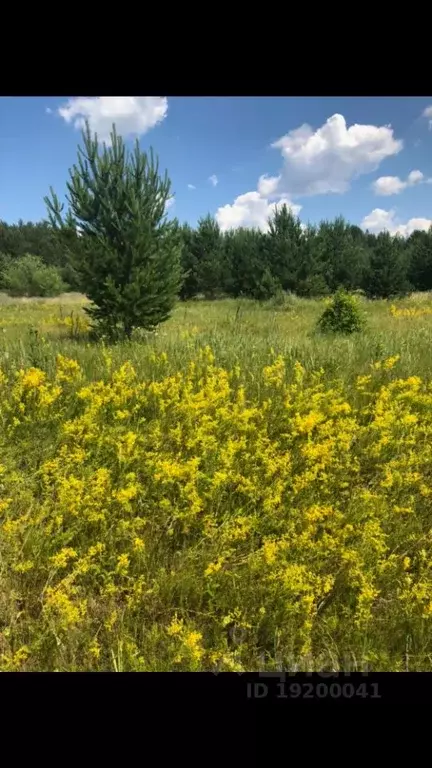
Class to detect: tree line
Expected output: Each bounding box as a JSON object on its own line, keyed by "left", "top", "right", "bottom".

{"left": 2, "top": 207, "right": 432, "bottom": 302}
{"left": 177, "top": 211, "right": 432, "bottom": 300}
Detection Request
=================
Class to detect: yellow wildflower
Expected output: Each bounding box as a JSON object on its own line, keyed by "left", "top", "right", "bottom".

{"left": 383, "top": 354, "right": 400, "bottom": 370}
{"left": 204, "top": 557, "right": 225, "bottom": 577}
{"left": 182, "top": 631, "right": 204, "bottom": 662}
{"left": 116, "top": 554, "right": 130, "bottom": 574}
{"left": 167, "top": 615, "right": 184, "bottom": 636}
{"left": 22, "top": 368, "right": 46, "bottom": 388}
{"left": 50, "top": 548, "right": 78, "bottom": 570}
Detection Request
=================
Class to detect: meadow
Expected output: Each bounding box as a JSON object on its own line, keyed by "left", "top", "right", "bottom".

{"left": 1, "top": 291, "right": 432, "bottom": 671}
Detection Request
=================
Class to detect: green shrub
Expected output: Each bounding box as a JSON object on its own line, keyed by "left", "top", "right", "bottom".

{"left": 2, "top": 254, "right": 66, "bottom": 297}
{"left": 317, "top": 289, "right": 365, "bottom": 335}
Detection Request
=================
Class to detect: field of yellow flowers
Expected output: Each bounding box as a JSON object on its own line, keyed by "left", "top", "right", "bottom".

{"left": 1, "top": 292, "right": 432, "bottom": 671}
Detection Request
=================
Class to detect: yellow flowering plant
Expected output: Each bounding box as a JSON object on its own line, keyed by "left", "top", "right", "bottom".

{"left": 1, "top": 347, "right": 432, "bottom": 671}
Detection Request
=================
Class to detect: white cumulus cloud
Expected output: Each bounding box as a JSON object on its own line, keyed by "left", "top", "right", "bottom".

{"left": 57, "top": 96, "right": 168, "bottom": 142}
{"left": 165, "top": 196, "right": 175, "bottom": 211}
{"left": 407, "top": 170, "right": 424, "bottom": 185}
{"left": 372, "top": 177, "right": 408, "bottom": 196}
{"left": 209, "top": 174, "right": 218, "bottom": 187}
{"left": 187, "top": 184, "right": 196, "bottom": 190}
{"left": 257, "top": 174, "right": 281, "bottom": 197}
{"left": 217, "top": 113, "right": 404, "bottom": 232}
{"left": 422, "top": 105, "right": 432, "bottom": 130}
{"left": 216, "top": 191, "right": 301, "bottom": 233}
{"left": 372, "top": 170, "right": 425, "bottom": 196}
{"left": 269, "top": 113, "right": 403, "bottom": 197}
{"left": 361, "top": 208, "right": 432, "bottom": 237}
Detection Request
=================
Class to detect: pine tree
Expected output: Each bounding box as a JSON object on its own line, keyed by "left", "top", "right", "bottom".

{"left": 265, "top": 205, "right": 304, "bottom": 291}
{"left": 178, "top": 222, "right": 199, "bottom": 300}
{"left": 363, "top": 231, "right": 411, "bottom": 299}
{"left": 318, "top": 289, "right": 365, "bottom": 334}
{"left": 294, "top": 224, "right": 329, "bottom": 296}
{"left": 190, "top": 215, "right": 225, "bottom": 298}
{"left": 315, "top": 217, "right": 368, "bottom": 292}
{"left": 407, "top": 228, "right": 432, "bottom": 291}
{"left": 45, "top": 121, "right": 182, "bottom": 339}
{"left": 224, "top": 228, "right": 273, "bottom": 298}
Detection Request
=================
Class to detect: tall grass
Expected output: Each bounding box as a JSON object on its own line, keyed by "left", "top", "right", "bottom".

{"left": 1, "top": 292, "right": 432, "bottom": 383}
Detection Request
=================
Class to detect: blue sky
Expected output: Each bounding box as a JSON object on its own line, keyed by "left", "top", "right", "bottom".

{"left": 1, "top": 96, "right": 432, "bottom": 235}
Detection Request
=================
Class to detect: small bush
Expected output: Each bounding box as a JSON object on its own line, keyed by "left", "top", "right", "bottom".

{"left": 2, "top": 254, "right": 66, "bottom": 298}
{"left": 317, "top": 289, "right": 365, "bottom": 335}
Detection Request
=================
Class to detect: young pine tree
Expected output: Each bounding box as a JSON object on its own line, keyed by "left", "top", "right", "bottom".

{"left": 294, "top": 224, "right": 330, "bottom": 297}
{"left": 363, "top": 231, "right": 411, "bottom": 299}
{"left": 314, "top": 217, "right": 368, "bottom": 293}
{"left": 45, "top": 121, "right": 182, "bottom": 339}
{"left": 224, "top": 228, "right": 274, "bottom": 298}
{"left": 190, "top": 215, "right": 225, "bottom": 299}
{"left": 407, "top": 228, "right": 432, "bottom": 292}
{"left": 265, "top": 205, "right": 304, "bottom": 292}
{"left": 178, "top": 222, "right": 199, "bottom": 300}
{"left": 318, "top": 289, "right": 365, "bottom": 335}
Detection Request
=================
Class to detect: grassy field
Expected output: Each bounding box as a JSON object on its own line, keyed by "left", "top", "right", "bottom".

{"left": 2, "top": 291, "right": 432, "bottom": 380}
{"left": 1, "top": 291, "right": 432, "bottom": 671}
